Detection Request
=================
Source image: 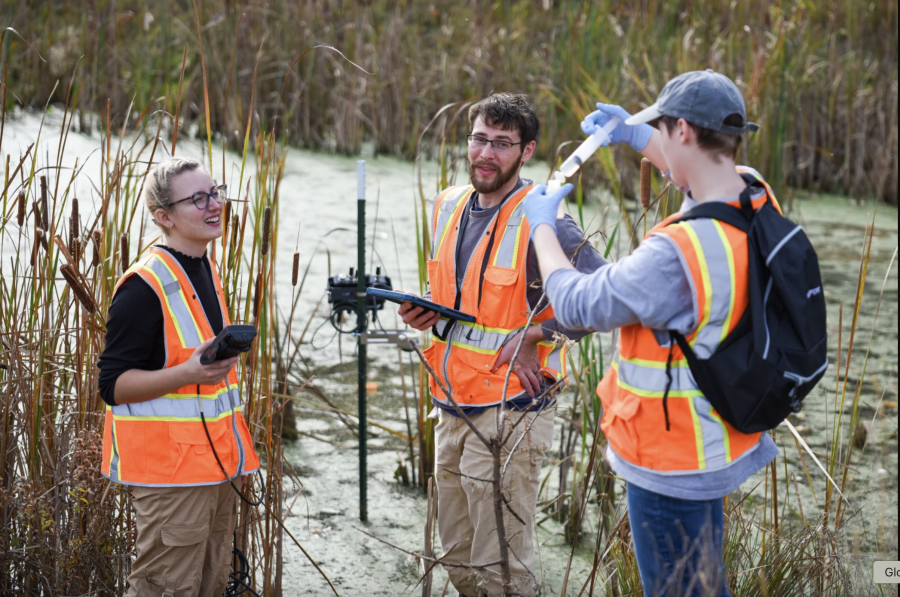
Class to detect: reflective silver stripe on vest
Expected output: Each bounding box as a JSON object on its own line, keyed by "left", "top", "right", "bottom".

{"left": 683, "top": 219, "right": 734, "bottom": 358}
{"left": 108, "top": 409, "right": 121, "bottom": 483}
{"left": 143, "top": 254, "right": 203, "bottom": 349}
{"left": 693, "top": 395, "right": 729, "bottom": 469}
{"left": 492, "top": 200, "right": 526, "bottom": 269}
{"left": 431, "top": 187, "right": 471, "bottom": 258}
{"left": 109, "top": 387, "right": 241, "bottom": 420}
{"left": 440, "top": 320, "right": 511, "bottom": 353}
{"left": 613, "top": 357, "right": 698, "bottom": 395}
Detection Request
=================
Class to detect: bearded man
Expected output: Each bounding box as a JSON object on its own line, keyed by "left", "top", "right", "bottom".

{"left": 399, "top": 93, "right": 604, "bottom": 596}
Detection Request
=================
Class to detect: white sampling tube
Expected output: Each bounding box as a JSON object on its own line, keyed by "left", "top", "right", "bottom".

{"left": 547, "top": 117, "right": 621, "bottom": 192}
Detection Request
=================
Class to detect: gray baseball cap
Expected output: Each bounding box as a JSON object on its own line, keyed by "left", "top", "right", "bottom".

{"left": 626, "top": 69, "right": 759, "bottom": 135}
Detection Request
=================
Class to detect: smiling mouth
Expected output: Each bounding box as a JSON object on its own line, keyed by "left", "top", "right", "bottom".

{"left": 204, "top": 216, "right": 221, "bottom": 225}
{"left": 475, "top": 165, "right": 497, "bottom": 176}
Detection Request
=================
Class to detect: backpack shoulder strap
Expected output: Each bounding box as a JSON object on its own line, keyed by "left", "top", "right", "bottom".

{"left": 668, "top": 201, "right": 751, "bottom": 232}
{"left": 668, "top": 174, "right": 772, "bottom": 232}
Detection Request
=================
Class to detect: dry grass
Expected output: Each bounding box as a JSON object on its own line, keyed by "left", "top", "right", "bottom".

{"left": 0, "top": 0, "right": 896, "bottom": 203}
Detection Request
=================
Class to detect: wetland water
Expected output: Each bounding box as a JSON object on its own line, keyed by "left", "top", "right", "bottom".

{"left": 4, "top": 112, "right": 897, "bottom": 595}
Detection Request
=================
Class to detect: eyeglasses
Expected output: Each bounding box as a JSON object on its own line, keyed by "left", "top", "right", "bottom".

{"left": 467, "top": 135, "right": 523, "bottom": 154}
{"left": 170, "top": 184, "right": 228, "bottom": 210}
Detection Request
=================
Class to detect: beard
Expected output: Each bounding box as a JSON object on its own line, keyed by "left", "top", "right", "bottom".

{"left": 468, "top": 155, "right": 522, "bottom": 195}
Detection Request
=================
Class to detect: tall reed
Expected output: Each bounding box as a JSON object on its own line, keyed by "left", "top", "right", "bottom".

{"left": 0, "top": 26, "right": 327, "bottom": 595}
{"left": 1, "top": 0, "right": 896, "bottom": 203}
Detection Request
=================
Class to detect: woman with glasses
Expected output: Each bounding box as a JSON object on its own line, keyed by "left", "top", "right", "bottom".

{"left": 98, "top": 157, "right": 259, "bottom": 597}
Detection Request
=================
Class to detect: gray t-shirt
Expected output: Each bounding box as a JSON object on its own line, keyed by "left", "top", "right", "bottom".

{"left": 450, "top": 179, "right": 606, "bottom": 341}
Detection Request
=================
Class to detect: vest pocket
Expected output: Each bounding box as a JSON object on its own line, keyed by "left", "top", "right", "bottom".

{"left": 448, "top": 350, "right": 525, "bottom": 404}
{"left": 598, "top": 384, "right": 642, "bottom": 466}
{"left": 169, "top": 421, "right": 233, "bottom": 480}
{"left": 481, "top": 265, "right": 519, "bottom": 327}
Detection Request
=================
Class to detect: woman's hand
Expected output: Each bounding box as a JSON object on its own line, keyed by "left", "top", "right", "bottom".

{"left": 398, "top": 297, "right": 441, "bottom": 331}
{"left": 113, "top": 338, "right": 239, "bottom": 405}
{"left": 176, "top": 338, "right": 239, "bottom": 386}
{"left": 491, "top": 327, "right": 546, "bottom": 398}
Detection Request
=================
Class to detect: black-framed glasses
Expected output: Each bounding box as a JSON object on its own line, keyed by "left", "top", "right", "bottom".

{"left": 170, "top": 184, "right": 228, "bottom": 210}
{"left": 467, "top": 135, "right": 522, "bottom": 153}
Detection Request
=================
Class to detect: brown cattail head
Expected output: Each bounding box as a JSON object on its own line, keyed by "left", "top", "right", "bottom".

{"left": 60, "top": 264, "right": 97, "bottom": 314}
{"left": 253, "top": 272, "right": 263, "bottom": 319}
{"left": 261, "top": 206, "right": 271, "bottom": 256}
{"left": 70, "top": 197, "right": 80, "bottom": 258}
{"left": 640, "top": 158, "right": 652, "bottom": 209}
{"left": 16, "top": 192, "right": 25, "bottom": 227}
{"left": 32, "top": 228, "right": 43, "bottom": 267}
{"left": 92, "top": 230, "right": 103, "bottom": 267}
{"left": 39, "top": 175, "right": 49, "bottom": 230}
{"left": 292, "top": 251, "right": 300, "bottom": 286}
{"left": 120, "top": 232, "right": 129, "bottom": 272}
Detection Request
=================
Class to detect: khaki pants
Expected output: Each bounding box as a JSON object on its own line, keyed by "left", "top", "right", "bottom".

{"left": 125, "top": 478, "right": 241, "bottom": 597}
{"left": 434, "top": 407, "right": 555, "bottom": 597}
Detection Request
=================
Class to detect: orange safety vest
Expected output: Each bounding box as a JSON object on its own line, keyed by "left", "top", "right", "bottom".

{"left": 101, "top": 247, "right": 260, "bottom": 486}
{"left": 422, "top": 184, "right": 567, "bottom": 407}
{"left": 598, "top": 168, "right": 780, "bottom": 473}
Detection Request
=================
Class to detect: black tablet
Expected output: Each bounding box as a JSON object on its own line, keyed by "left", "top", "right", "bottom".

{"left": 200, "top": 325, "right": 257, "bottom": 365}
{"left": 366, "top": 288, "right": 477, "bottom": 324}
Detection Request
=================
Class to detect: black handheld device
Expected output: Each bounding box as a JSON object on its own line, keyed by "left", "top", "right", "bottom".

{"left": 199, "top": 324, "right": 257, "bottom": 365}
{"left": 365, "top": 288, "right": 477, "bottom": 324}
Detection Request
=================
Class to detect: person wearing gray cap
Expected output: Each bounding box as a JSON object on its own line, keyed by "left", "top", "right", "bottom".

{"left": 520, "top": 70, "right": 781, "bottom": 596}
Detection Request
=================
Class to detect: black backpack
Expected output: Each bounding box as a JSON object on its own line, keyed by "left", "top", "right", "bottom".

{"left": 663, "top": 174, "right": 829, "bottom": 434}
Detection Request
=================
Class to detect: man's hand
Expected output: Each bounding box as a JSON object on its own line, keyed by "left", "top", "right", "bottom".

{"left": 491, "top": 327, "right": 546, "bottom": 398}
{"left": 398, "top": 297, "right": 440, "bottom": 331}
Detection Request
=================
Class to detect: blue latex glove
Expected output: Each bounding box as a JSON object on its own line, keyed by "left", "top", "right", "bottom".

{"left": 523, "top": 183, "right": 575, "bottom": 239}
{"left": 581, "top": 103, "right": 653, "bottom": 153}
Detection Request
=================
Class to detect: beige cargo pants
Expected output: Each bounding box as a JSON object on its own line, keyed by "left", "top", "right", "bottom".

{"left": 434, "top": 406, "right": 555, "bottom": 597}
{"left": 125, "top": 478, "right": 241, "bottom": 597}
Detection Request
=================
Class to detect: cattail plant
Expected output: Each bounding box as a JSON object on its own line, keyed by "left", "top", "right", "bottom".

{"left": 60, "top": 264, "right": 97, "bottom": 314}
{"left": 640, "top": 158, "right": 652, "bottom": 210}
{"left": 16, "top": 191, "right": 25, "bottom": 227}
{"left": 120, "top": 232, "right": 129, "bottom": 273}
{"left": 39, "top": 175, "right": 48, "bottom": 230}
{"left": 92, "top": 229, "right": 103, "bottom": 267}
{"left": 222, "top": 198, "right": 231, "bottom": 243}
{"left": 292, "top": 251, "right": 300, "bottom": 286}
{"left": 253, "top": 272, "right": 263, "bottom": 320}
{"left": 69, "top": 197, "right": 80, "bottom": 261}
{"left": 261, "top": 206, "right": 271, "bottom": 256}
{"left": 31, "top": 228, "right": 43, "bottom": 267}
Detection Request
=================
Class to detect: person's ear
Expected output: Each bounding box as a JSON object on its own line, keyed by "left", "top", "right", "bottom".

{"left": 154, "top": 208, "right": 174, "bottom": 231}
{"left": 521, "top": 140, "right": 537, "bottom": 163}
{"left": 677, "top": 118, "right": 693, "bottom": 146}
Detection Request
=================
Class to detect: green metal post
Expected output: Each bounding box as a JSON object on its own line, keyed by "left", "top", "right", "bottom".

{"left": 356, "top": 160, "right": 368, "bottom": 521}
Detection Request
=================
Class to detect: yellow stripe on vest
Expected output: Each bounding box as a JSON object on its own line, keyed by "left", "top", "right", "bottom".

{"left": 676, "top": 223, "right": 714, "bottom": 348}
{"left": 687, "top": 398, "right": 706, "bottom": 470}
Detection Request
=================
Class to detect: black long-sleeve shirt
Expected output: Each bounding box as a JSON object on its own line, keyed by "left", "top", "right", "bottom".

{"left": 97, "top": 246, "right": 223, "bottom": 406}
